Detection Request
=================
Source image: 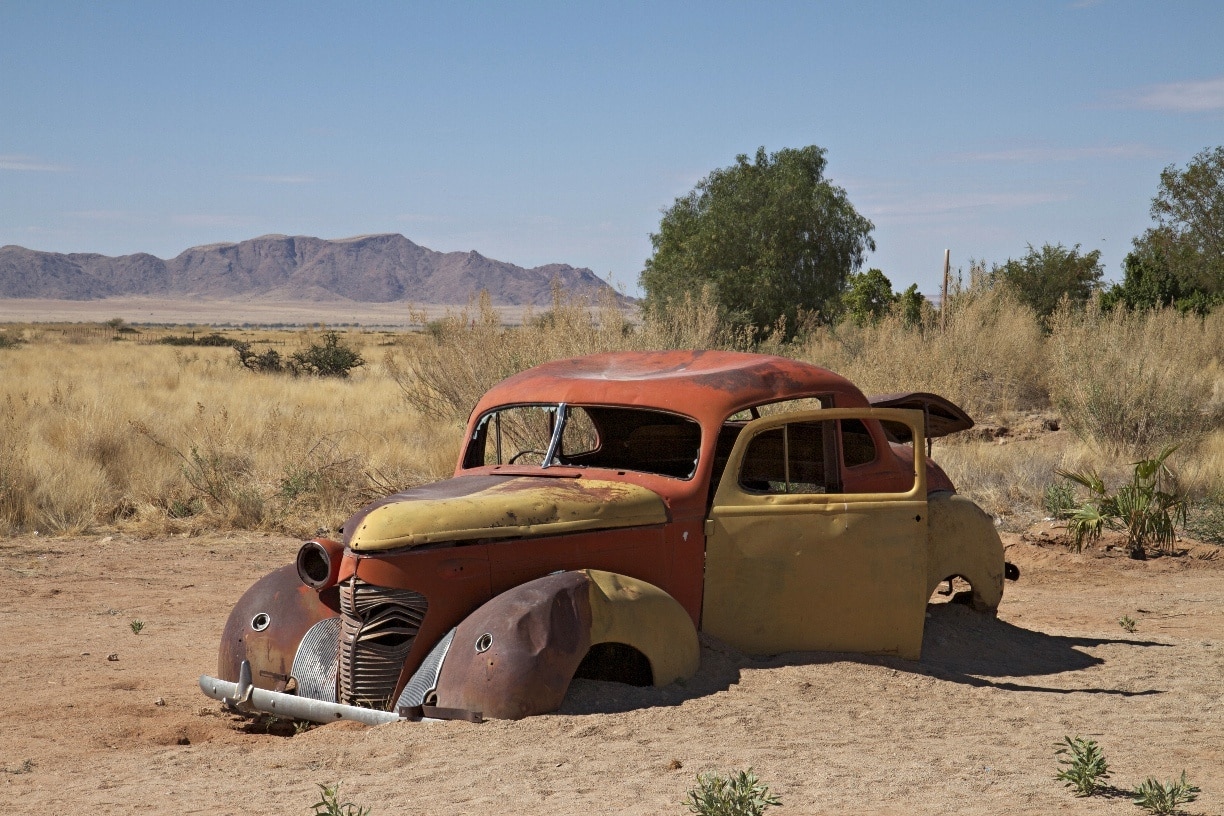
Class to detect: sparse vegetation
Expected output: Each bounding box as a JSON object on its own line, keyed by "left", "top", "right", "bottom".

{"left": 1132, "top": 771, "right": 1200, "bottom": 815}
{"left": 0, "top": 293, "right": 1221, "bottom": 538}
{"left": 1059, "top": 446, "right": 1189, "bottom": 558}
{"left": 311, "top": 782, "right": 371, "bottom": 816}
{"left": 129, "top": 619, "right": 144, "bottom": 635}
{"left": 684, "top": 768, "right": 781, "bottom": 816}
{"left": 1119, "top": 615, "right": 1138, "bottom": 633}
{"left": 236, "top": 331, "right": 365, "bottom": 378}
{"left": 1054, "top": 735, "right": 1111, "bottom": 797}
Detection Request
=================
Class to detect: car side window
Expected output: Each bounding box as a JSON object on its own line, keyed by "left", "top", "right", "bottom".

{"left": 841, "top": 418, "right": 877, "bottom": 467}
{"left": 738, "top": 420, "right": 841, "bottom": 494}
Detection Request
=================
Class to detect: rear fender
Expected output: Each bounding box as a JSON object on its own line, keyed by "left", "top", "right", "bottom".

{"left": 432, "top": 569, "right": 698, "bottom": 719}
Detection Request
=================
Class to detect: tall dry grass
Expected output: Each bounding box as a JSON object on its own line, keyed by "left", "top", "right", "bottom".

{"left": 0, "top": 332, "right": 456, "bottom": 536}
{"left": 2, "top": 291, "right": 1223, "bottom": 538}
{"left": 1045, "top": 303, "right": 1224, "bottom": 455}
{"left": 388, "top": 287, "right": 729, "bottom": 424}
{"left": 796, "top": 288, "right": 1048, "bottom": 417}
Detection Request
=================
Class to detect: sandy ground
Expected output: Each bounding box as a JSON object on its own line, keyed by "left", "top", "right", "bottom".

{"left": 1, "top": 531, "right": 1221, "bottom": 816}
{"left": 0, "top": 297, "right": 537, "bottom": 328}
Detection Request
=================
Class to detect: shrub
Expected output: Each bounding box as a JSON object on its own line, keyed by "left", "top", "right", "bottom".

{"left": 0, "top": 332, "right": 24, "bottom": 349}
{"left": 291, "top": 331, "right": 365, "bottom": 378}
{"left": 236, "top": 332, "right": 365, "bottom": 378}
{"left": 1054, "top": 735, "right": 1111, "bottom": 797}
{"left": 1046, "top": 303, "right": 1224, "bottom": 454}
{"left": 1132, "top": 771, "right": 1200, "bottom": 815}
{"left": 684, "top": 768, "right": 781, "bottom": 816}
{"left": 1059, "top": 445, "right": 1189, "bottom": 558}
{"left": 160, "top": 332, "right": 237, "bottom": 347}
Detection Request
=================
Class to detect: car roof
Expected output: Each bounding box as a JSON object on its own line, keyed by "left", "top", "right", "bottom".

{"left": 471, "top": 350, "right": 869, "bottom": 427}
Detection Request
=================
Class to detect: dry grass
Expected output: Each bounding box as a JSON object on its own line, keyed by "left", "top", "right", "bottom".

{"left": 0, "top": 332, "right": 457, "bottom": 536}
{"left": 2, "top": 293, "right": 1222, "bottom": 538}
{"left": 796, "top": 288, "right": 1047, "bottom": 417}
{"left": 1045, "top": 304, "right": 1224, "bottom": 456}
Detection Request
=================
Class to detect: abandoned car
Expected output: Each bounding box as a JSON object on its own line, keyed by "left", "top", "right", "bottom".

{"left": 201, "top": 350, "right": 1012, "bottom": 723}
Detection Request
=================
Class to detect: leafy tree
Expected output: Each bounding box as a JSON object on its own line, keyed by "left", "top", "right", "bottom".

{"left": 1107, "top": 146, "right": 1223, "bottom": 313}
{"left": 842, "top": 268, "right": 896, "bottom": 326}
{"left": 641, "top": 145, "right": 875, "bottom": 338}
{"left": 896, "top": 283, "right": 927, "bottom": 326}
{"left": 992, "top": 243, "right": 1102, "bottom": 318}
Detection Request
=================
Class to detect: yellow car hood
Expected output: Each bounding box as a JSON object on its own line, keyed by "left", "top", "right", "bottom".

{"left": 345, "top": 475, "right": 668, "bottom": 552}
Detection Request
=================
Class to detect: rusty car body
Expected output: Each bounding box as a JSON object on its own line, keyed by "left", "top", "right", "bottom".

{"left": 201, "top": 350, "right": 1011, "bottom": 723}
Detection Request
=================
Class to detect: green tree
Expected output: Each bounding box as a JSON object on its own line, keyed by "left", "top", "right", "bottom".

{"left": 842, "top": 268, "right": 897, "bottom": 325}
{"left": 896, "top": 283, "right": 927, "bottom": 326}
{"left": 992, "top": 243, "right": 1102, "bottom": 318}
{"left": 640, "top": 145, "right": 875, "bottom": 338}
{"left": 1108, "top": 146, "right": 1223, "bottom": 312}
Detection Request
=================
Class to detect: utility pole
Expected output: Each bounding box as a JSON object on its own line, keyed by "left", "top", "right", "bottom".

{"left": 940, "top": 249, "right": 950, "bottom": 331}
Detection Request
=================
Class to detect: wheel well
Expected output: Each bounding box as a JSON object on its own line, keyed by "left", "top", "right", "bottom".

{"left": 573, "top": 642, "right": 653, "bottom": 687}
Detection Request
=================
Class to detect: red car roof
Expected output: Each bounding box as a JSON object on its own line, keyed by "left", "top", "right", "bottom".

{"left": 471, "top": 350, "right": 869, "bottom": 427}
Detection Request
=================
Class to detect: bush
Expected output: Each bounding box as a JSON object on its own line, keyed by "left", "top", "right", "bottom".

{"left": 0, "top": 332, "right": 25, "bottom": 349}
{"left": 1059, "top": 445, "right": 1189, "bottom": 558}
{"left": 290, "top": 331, "right": 365, "bottom": 378}
{"left": 684, "top": 768, "right": 781, "bottom": 816}
{"left": 1046, "top": 303, "right": 1224, "bottom": 454}
{"left": 235, "top": 331, "right": 364, "bottom": 378}
{"left": 160, "top": 332, "right": 238, "bottom": 347}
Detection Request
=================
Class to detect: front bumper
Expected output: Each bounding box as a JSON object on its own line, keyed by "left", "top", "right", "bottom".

{"left": 200, "top": 660, "right": 403, "bottom": 725}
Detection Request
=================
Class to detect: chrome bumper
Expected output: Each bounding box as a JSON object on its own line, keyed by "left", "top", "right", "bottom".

{"left": 199, "top": 660, "right": 404, "bottom": 726}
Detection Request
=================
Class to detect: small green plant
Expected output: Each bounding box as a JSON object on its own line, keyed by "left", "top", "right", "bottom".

{"left": 293, "top": 719, "right": 316, "bottom": 736}
{"left": 1119, "top": 615, "right": 1138, "bottom": 633}
{"left": 311, "top": 782, "right": 371, "bottom": 816}
{"left": 1132, "top": 771, "right": 1200, "bottom": 815}
{"left": 1054, "top": 735, "right": 1111, "bottom": 797}
{"left": 684, "top": 768, "right": 781, "bottom": 816}
{"left": 1057, "top": 445, "right": 1188, "bottom": 559}
{"left": 129, "top": 619, "right": 145, "bottom": 635}
{"left": 1043, "top": 480, "right": 1078, "bottom": 518}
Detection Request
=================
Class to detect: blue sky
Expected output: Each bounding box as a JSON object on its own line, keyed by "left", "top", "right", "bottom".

{"left": 3, "top": 1, "right": 1222, "bottom": 296}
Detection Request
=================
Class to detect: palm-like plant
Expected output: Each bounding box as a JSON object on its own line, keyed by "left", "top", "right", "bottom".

{"left": 1057, "top": 445, "right": 1188, "bottom": 559}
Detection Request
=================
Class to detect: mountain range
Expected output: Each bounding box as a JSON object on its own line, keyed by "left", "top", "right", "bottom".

{"left": 0, "top": 233, "right": 621, "bottom": 305}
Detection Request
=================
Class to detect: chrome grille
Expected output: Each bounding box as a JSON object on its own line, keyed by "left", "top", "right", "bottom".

{"left": 338, "top": 577, "right": 428, "bottom": 709}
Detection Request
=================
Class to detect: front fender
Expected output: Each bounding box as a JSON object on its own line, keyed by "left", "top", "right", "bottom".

{"left": 217, "top": 564, "right": 340, "bottom": 689}
{"left": 432, "top": 569, "right": 698, "bottom": 719}
{"left": 926, "top": 493, "right": 1005, "bottom": 613}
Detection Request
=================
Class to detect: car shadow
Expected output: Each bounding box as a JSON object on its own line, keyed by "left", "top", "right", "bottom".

{"left": 558, "top": 602, "right": 1168, "bottom": 715}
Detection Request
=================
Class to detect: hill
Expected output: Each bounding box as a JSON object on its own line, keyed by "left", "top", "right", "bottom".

{"left": 0, "top": 233, "right": 620, "bottom": 306}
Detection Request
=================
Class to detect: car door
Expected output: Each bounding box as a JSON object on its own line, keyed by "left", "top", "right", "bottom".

{"left": 702, "top": 407, "right": 929, "bottom": 659}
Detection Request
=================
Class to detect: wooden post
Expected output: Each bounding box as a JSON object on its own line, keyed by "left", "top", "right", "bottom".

{"left": 940, "top": 249, "right": 950, "bottom": 331}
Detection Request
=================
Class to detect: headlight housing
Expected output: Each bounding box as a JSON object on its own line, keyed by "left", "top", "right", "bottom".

{"left": 296, "top": 538, "right": 343, "bottom": 590}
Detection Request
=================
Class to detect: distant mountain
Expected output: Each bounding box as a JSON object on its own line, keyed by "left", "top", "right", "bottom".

{"left": 0, "top": 233, "right": 624, "bottom": 306}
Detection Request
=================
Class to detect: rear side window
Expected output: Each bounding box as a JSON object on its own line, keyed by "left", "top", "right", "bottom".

{"left": 841, "top": 418, "right": 877, "bottom": 467}
{"left": 738, "top": 421, "right": 840, "bottom": 494}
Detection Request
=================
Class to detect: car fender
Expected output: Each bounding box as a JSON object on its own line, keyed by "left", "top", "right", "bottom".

{"left": 217, "top": 564, "right": 340, "bottom": 690}
{"left": 431, "top": 569, "right": 699, "bottom": 720}
{"left": 925, "top": 492, "right": 1005, "bottom": 613}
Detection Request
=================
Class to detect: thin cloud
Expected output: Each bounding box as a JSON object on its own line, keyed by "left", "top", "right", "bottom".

{"left": 866, "top": 190, "right": 1070, "bottom": 219}
{"left": 1119, "top": 76, "right": 1224, "bottom": 113}
{"left": 947, "top": 144, "right": 1166, "bottom": 163}
{"left": 171, "top": 214, "right": 252, "bottom": 228}
{"left": 243, "top": 174, "right": 316, "bottom": 184}
{"left": 0, "top": 154, "right": 69, "bottom": 172}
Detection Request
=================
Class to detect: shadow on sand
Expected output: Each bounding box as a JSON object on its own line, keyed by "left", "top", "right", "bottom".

{"left": 558, "top": 602, "right": 1168, "bottom": 715}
